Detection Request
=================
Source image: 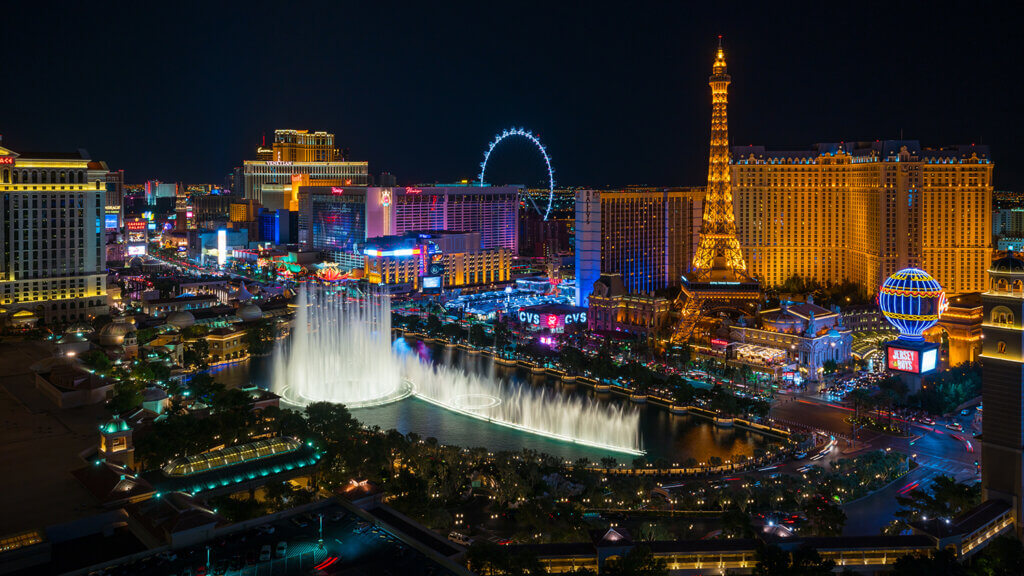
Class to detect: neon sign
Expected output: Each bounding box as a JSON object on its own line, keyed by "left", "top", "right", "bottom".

{"left": 0, "top": 157, "right": 14, "bottom": 165}
{"left": 331, "top": 187, "right": 345, "bottom": 195}
{"left": 380, "top": 189, "right": 392, "bottom": 207}
{"left": 405, "top": 187, "right": 422, "bottom": 194}
{"left": 711, "top": 338, "right": 729, "bottom": 346}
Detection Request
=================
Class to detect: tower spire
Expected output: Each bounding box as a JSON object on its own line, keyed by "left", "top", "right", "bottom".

{"left": 691, "top": 37, "right": 747, "bottom": 275}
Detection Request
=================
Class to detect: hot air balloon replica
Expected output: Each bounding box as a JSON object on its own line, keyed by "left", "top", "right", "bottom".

{"left": 878, "top": 267, "right": 946, "bottom": 388}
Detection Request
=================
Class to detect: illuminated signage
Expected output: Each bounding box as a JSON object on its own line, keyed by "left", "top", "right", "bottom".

{"left": 422, "top": 276, "right": 441, "bottom": 290}
{"left": 331, "top": 187, "right": 346, "bottom": 195}
{"left": 127, "top": 245, "right": 146, "bottom": 256}
{"left": 921, "top": 349, "right": 937, "bottom": 372}
{"left": 405, "top": 187, "right": 423, "bottom": 194}
{"left": 266, "top": 161, "right": 293, "bottom": 166}
{"left": 711, "top": 338, "right": 729, "bottom": 346}
{"left": 518, "top": 310, "right": 587, "bottom": 327}
{"left": 126, "top": 220, "right": 147, "bottom": 231}
{"left": 380, "top": 189, "right": 392, "bottom": 207}
{"left": 519, "top": 311, "right": 541, "bottom": 325}
{"left": 565, "top": 312, "right": 587, "bottom": 324}
{"left": 217, "top": 229, "right": 227, "bottom": 268}
{"left": 104, "top": 214, "right": 119, "bottom": 230}
{"left": 888, "top": 347, "right": 919, "bottom": 373}
{"left": 364, "top": 247, "right": 421, "bottom": 257}
{"left": 0, "top": 157, "right": 14, "bottom": 165}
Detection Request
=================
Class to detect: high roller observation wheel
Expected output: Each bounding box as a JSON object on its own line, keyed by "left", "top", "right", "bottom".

{"left": 478, "top": 127, "right": 555, "bottom": 220}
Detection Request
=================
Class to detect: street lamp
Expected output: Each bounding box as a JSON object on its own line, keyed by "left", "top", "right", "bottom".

{"left": 318, "top": 513, "right": 324, "bottom": 549}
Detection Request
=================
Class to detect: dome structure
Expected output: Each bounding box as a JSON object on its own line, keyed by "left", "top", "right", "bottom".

{"left": 166, "top": 310, "right": 196, "bottom": 329}
{"left": 99, "top": 317, "right": 136, "bottom": 346}
{"left": 237, "top": 303, "right": 263, "bottom": 322}
{"left": 991, "top": 255, "right": 1024, "bottom": 274}
{"left": 65, "top": 322, "right": 95, "bottom": 335}
{"left": 878, "top": 267, "right": 947, "bottom": 341}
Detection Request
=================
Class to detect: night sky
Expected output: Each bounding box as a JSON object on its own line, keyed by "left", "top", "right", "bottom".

{"left": 2, "top": 1, "right": 1021, "bottom": 189}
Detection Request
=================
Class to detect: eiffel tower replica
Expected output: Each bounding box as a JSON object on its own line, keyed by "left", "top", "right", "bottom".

{"left": 672, "top": 38, "right": 761, "bottom": 343}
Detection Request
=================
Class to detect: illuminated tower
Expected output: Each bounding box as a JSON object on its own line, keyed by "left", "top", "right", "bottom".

{"left": 981, "top": 255, "right": 1024, "bottom": 537}
{"left": 672, "top": 38, "right": 760, "bottom": 343}
{"left": 691, "top": 37, "right": 747, "bottom": 275}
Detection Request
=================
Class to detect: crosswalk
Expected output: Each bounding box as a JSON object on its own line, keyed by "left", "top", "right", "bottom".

{"left": 916, "top": 459, "right": 976, "bottom": 480}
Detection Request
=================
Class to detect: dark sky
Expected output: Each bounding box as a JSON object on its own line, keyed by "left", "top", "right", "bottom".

{"left": 2, "top": 1, "right": 1021, "bottom": 189}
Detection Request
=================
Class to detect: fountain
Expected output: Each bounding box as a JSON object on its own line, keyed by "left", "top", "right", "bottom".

{"left": 273, "top": 285, "right": 412, "bottom": 407}
{"left": 274, "top": 285, "right": 643, "bottom": 454}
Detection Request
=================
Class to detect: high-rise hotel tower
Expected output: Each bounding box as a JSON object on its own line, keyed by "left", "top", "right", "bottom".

{"left": 240, "top": 129, "right": 369, "bottom": 205}
{"left": 731, "top": 141, "right": 992, "bottom": 295}
{"left": 0, "top": 141, "right": 110, "bottom": 324}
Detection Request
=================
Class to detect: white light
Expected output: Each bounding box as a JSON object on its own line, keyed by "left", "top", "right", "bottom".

{"left": 217, "top": 230, "right": 227, "bottom": 268}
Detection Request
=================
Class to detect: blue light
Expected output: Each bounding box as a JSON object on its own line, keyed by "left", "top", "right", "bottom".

{"left": 478, "top": 127, "right": 556, "bottom": 220}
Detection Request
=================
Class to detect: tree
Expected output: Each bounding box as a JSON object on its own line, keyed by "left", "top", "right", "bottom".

{"left": 720, "top": 507, "right": 754, "bottom": 538}
{"left": 822, "top": 360, "right": 838, "bottom": 376}
{"left": 890, "top": 549, "right": 966, "bottom": 576}
{"left": 108, "top": 380, "right": 144, "bottom": 413}
{"left": 601, "top": 546, "right": 667, "bottom": 576}
{"left": 243, "top": 319, "right": 276, "bottom": 356}
{"left": 425, "top": 314, "right": 443, "bottom": 336}
{"left": 895, "top": 475, "right": 980, "bottom": 526}
{"left": 803, "top": 495, "right": 846, "bottom": 536}
{"left": 970, "top": 536, "right": 1024, "bottom": 576}
{"left": 183, "top": 338, "right": 210, "bottom": 370}
{"left": 469, "top": 324, "right": 488, "bottom": 347}
{"left": 754, "top": 543, "right": 835, "bottom": 576}
{"left": 80, "top": 349, "right": 112, "bottom": 372}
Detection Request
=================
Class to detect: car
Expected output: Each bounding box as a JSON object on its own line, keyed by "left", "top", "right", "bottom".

{"left": 922, "top": 418, "right": 935, "bottom": 425}
{"left": 259, "top": 545, "right": 271, "bottom": 562}
{"left": 961, "top": 409, "right": 972, "bottom": 416}
{"left": 793, "top": 452, "right": 808, "bottom": 460}
{"left": 257, "top": 524, "right": 275, "bottom": 535}
{"left": 275, "top": 541, "right": 287, "bottom": 558}
{"left": 946, "top": 422, "right": 963, "bottom": 432}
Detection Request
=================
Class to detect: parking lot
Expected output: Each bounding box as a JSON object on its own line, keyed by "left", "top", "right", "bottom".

{"left": 88, "top": 503, "right": 459, "bottom": 576}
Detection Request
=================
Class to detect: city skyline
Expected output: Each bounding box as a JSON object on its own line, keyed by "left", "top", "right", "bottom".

{"left": 2, "top": 1, "right": 1022, "bottom": 189}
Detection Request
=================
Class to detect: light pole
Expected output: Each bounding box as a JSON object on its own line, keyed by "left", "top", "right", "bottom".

{"left": 318, "top": 513, "right": 324, "bottom": 549}
{"left": 206, "top": 545, "right": 211, "bottom": 571}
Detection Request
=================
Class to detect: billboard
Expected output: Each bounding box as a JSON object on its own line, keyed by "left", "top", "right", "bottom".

{"left": 104, "top": 214, "right": 119, "bottom": 230}
{"left": 888, "top": 347, "right": 919, "bottom": 372}
{"left": 127, "top": 245, "right": 146, "bottom": 256}
{"left": 888, "top": 345, "right": 938, "bottom": 374}
{"left": 422, "top": 276, "right": 441, "bottom": 291}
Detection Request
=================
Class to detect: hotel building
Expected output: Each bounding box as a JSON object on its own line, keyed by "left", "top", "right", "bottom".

{"left": 240, "top": 129, "right": 368, "bottom": 205}
{"left": 575, "top": 187, "right": 704, "bottom": 307}
{"left": 981, "top": 255, "right": 1024, "bottom": 537}
{"left": 298, "top": 185, "right": 519, "bottom": 269}
{"left": 731, "top": 141, "right": 992, "bottom": 295}
{"left": 362, "top": 231, "right": 511, "bottom": 293}
{"left": 0, "top": 142, "right": 110, "bottom": 324}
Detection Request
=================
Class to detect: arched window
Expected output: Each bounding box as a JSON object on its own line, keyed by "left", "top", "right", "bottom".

{"left": 998, "top": 341, "right": 1007, "bottom": 354}
{"left": 997, "top": 278, "right": 1009, "bottom": 292}
{"left": 1015, "top": 280, "right": 1024, "bottom": 295}
{"left": 2, "top": 169, "right": 8, "bottom": 183}
{"left": 992, "top": 306, "right": 1014, "bottom": 327}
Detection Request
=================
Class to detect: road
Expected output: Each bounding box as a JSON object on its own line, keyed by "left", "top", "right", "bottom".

{"left": 771, "top": 392, "right": 981, "bottom": 535}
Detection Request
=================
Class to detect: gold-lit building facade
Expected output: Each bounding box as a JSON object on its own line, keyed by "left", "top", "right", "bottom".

{"left": 0, "top": 144, "right": 110, "bottom": 324}
{"left": 731, "top": 141, "right": 992, "bottom": 295}
{"left": 241, "top": 129, "right": 368, "bottom": 204}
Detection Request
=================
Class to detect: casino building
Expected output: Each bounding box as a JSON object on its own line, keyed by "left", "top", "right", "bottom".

{"left": 731, "top": 141, "right": 992, "bottom": 295}
{"left": 575, "top": 187, "right": 704, "bottom": 307}
{"left": 239, "top": 129, "right": 368, "bottom": 205}
{"left": 298, "top": 185, "right": 519, "bottom": 269}
{"left": 0, "top": 141, "right": 111, "bottom": 324}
